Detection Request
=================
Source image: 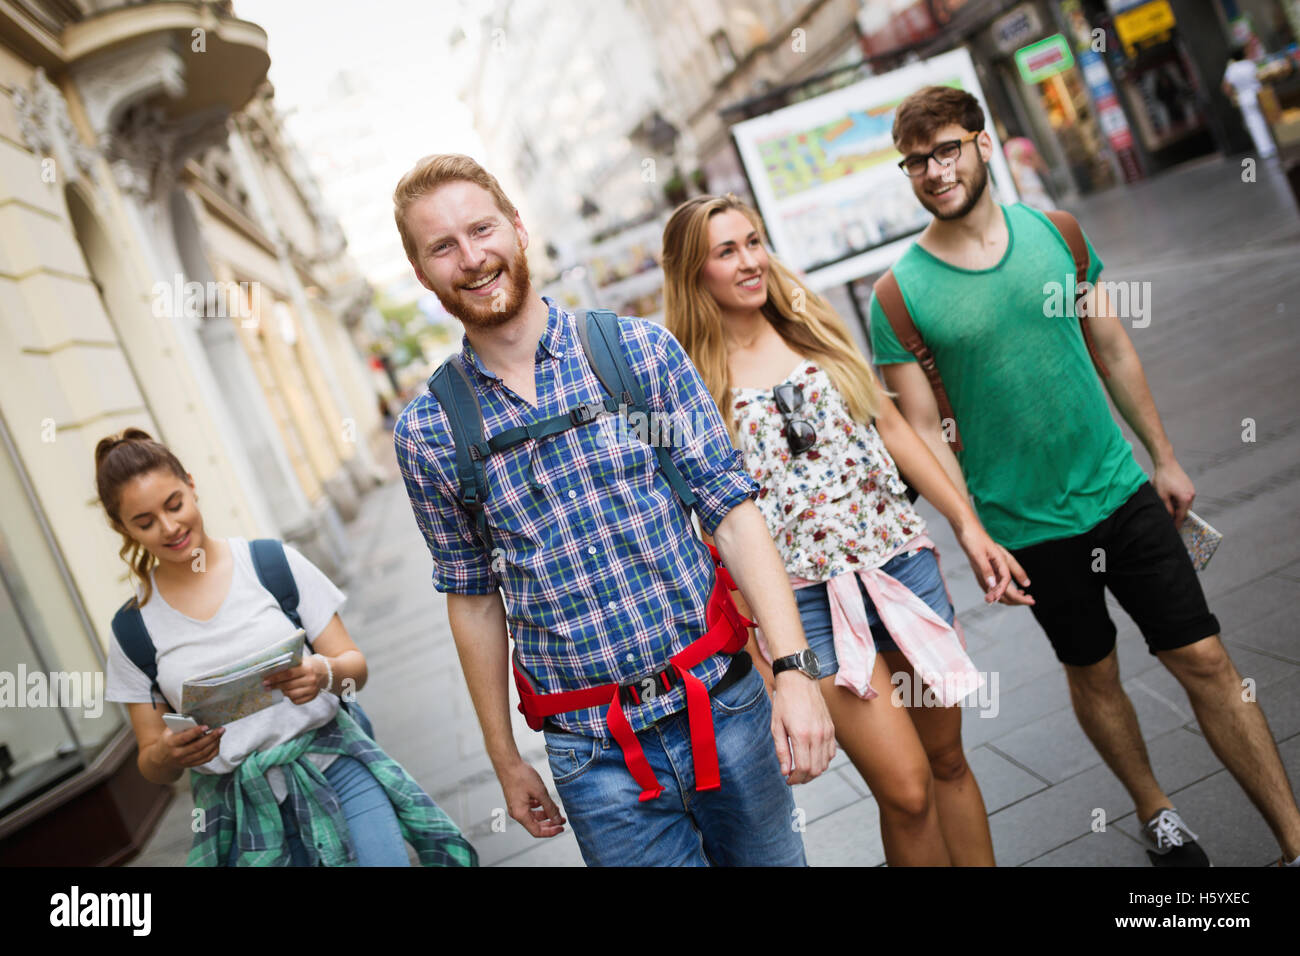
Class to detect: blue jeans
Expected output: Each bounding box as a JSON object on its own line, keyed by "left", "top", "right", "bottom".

{"left": 226, "top": 755, "right": 410, "bottom": 866}
{"left": 542, "top": 664, "right": 806, "bottom": 866}
{"left": 794, "top": 547, "right": 955, "bottom": 677}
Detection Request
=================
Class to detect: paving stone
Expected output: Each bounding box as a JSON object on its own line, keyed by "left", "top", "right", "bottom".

{"left": 960, "top": 665, "right": 1070, "bottom": 750}
{"left": 985, "top": 706, "right": 1107, "bottom": 784}
{"left": 965, "top": 744, "right": 1048, "bottom": 813}
{"left": 790, "top": 764, "right": 864, "bottom": 824}
{"left": 498, "top": 830, "right": 585, "bottom": 867}
{"left": 1023, "top": 826, "right": 1148, "bottom": 867}
{"left": 1252, "top": 681, "right": 1300, "bottom": 742}
{"left": 802, "top": 797, "right": 886, "bottom": 867}
{"left": 986, "top": 762, "right": 1136, "bottom": 866}
{"left": 837, "top": 764, "right": 871, "bottom": 798}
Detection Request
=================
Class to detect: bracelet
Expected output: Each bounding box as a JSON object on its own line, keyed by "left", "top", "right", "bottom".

{"left": 318, "top": 655, "right": 334, "bottom": 694}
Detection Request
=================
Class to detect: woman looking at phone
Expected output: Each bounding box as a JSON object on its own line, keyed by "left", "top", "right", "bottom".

{"left": 99, "top": 429, "right": 475, "bottom": 867}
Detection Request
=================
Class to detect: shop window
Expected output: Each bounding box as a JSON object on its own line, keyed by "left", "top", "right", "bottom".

{"left": 0, "top": 416, "right": 124, "bottom": 820}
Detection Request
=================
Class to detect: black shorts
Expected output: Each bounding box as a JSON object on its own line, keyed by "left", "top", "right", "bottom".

{"left": 1008, "top": 482, "right": 1221, "bottom": 667}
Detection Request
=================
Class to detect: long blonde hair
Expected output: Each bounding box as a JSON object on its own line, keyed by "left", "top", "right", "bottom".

{"left": 662, "top": 194, "right": 883, "bottom": 445}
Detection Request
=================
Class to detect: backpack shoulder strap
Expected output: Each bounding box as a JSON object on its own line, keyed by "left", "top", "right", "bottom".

{"left": 110, "top": 597, "right": 174, "bottom": 712}
{"left": 249, "top": 539, "right": 307, "bottom": 644}
{"left": 427, "top": 356, "right": 495, "bottom": 560}
{"left": 871, "top": 269, "right": 964, "bottom": 451}
{"left": 1044, "top": 209, "right": 1110, "bottom": 378}
{"left": 575, "top": 308, "right": 699, "bottom": 511}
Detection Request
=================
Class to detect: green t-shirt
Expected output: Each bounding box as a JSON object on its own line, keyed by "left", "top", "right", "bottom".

{"left": 868, "top": 202, "right": 1147, "bottom": 549}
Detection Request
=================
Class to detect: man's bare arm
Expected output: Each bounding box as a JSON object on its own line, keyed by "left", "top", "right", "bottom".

{"left": 1084, "top": 282, "right": 1195, "bottom": 525}
{"left": 445, "top": 591, "right": 565, "bottom": 837}
{"left": 881, "top": 362, "right": 1033, "bottom": 605}
{"left": 881, "top": 362, "right": 970, "bottom": 498}
{"left": 711, "top": 500, "right": 835, "bottom": 783}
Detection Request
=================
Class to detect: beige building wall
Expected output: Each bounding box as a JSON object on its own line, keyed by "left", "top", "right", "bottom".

{"left": 310, "top": 297, "right": 384, "bottom": 459}
{"left": 0, "top": 49, "right": 264, "bottom": 662}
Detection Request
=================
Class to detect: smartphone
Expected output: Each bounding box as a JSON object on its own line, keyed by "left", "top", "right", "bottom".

{"left": 162, "top": 713, "right": 200, "bottom": 734}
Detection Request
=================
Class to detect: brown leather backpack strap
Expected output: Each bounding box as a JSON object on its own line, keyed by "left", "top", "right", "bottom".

{"left": 1045, "top": 209, "right": 1110, "bottom": 378}
{"left": 872, "top": 269, "right": 963, "bottom": 451}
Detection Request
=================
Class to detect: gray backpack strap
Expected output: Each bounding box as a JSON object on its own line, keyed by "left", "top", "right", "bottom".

{"left": 575, "top": 308, "right": 698, "bottom": 511}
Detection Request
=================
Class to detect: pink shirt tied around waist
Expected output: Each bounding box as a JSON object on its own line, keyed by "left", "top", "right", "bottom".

{"left": 755, "top": 535, "right": 984, "bottom": 706}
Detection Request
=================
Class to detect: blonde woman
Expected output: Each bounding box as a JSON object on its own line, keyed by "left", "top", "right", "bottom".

{"left": 663, "top": 195, "right": 1018, "bottom": 865}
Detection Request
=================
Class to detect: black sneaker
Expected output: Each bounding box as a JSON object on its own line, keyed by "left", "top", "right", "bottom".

{"left": 1142, "top": 807, "right": 1210, "bottom": 867}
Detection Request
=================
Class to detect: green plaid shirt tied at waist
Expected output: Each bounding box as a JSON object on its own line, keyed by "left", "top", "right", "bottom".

{"left": 186, "top": 708, "right": 477, "bottom": 867}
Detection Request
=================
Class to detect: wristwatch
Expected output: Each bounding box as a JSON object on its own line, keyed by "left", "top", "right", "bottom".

{"left": 772, "top": 648, "right": 821, "bottom": 680}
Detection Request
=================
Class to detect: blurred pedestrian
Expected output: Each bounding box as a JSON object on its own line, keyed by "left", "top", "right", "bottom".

{"left": 1223, "top": 48, "right": 1277, "bottom": 159}
{"left": 1002, "top": 136, "right": 1054, "bottom": 210}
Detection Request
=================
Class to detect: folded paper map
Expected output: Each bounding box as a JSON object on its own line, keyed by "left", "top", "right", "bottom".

{"left": 1180, "top": 510, "right": 1223, "bottom": 572}
{"left": 181, "top": 629, "right": 305, "bottom": 727}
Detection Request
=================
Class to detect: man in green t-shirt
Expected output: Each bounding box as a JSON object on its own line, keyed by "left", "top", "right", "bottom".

{"left": 870, "top": 86, "right": 1300, "bottom": 868}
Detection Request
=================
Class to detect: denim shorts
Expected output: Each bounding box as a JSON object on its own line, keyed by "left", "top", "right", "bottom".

{"left": 794, "top": 547, "right": 955, "bottom": 678}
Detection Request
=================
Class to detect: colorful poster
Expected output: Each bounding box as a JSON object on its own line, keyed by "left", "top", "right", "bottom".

{"left": 731, "top": 48, "right": 1018, "bottom": 289}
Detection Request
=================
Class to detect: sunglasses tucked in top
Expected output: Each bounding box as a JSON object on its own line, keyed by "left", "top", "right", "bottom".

{"left": 773, "top": 382, "right": 818, "bottom": 456}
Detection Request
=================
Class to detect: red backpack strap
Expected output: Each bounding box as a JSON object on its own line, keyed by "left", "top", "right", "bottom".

{"left": 872, "top": 269, "right": 963, "bottom": 451}
{"left": 1044, "top": 209, "right": 1110, "bottom": 378}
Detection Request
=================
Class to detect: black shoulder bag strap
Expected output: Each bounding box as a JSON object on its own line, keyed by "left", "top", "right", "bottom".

{"left": 111, "top": 598, "right": 175, "bottom": 712}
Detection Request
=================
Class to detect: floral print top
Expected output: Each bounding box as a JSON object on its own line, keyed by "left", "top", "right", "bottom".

{"left": 730, "top": 359, "right": 927, "bottom": 582}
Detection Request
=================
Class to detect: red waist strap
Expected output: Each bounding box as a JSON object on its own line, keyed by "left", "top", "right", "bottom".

{"left": 513, "top": 543, "right": 755, "bottom": 801}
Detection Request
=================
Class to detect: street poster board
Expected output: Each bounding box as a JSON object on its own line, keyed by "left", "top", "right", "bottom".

{"left": 730, "top": 47, "right": 1018, "bottom": 290}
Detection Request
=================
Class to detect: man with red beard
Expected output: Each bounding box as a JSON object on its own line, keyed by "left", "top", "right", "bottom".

{"left": 390, "top": 154, "right": 835, "bottom": 865}
{"left": 871, "top": 87, "right": 1300, "bottom": 868}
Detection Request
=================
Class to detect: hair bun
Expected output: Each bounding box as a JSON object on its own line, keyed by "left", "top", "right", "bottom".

{"left": 93, "top": 428, "right": 156, "bottom": 467}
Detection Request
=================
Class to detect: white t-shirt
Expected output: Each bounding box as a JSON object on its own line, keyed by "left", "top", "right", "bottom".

{"left": 1224, "top": 59, "right": 1262, "bottom": 102}
{"left": 106, "top": 538, "right": 347, "bottom": 800}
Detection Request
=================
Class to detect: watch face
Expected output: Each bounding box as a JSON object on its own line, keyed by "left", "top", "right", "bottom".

{"left": 800, "top": 649, "right": 821, "bottom": 679}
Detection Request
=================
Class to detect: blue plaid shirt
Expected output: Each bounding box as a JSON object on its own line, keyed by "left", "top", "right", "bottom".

{"left": 394, "top": 298, "right": 758, "bottom": 737}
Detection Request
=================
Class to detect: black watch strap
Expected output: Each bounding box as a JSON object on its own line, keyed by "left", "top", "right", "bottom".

{"left": 772, "top": 649, "right": 819, "bottom": 679}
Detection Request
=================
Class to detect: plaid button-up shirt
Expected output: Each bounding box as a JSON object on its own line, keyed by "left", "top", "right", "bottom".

{"left": 394, "top": 298, "right": 758, "bottom": 737}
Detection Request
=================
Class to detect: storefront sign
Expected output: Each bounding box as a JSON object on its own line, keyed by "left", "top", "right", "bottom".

{"left": 992, "top": 5, "right": 1042, "bottom": 55}
{"left": 1077, "top": 47, "right": 1142, "bottom": 181}
{"left": 1113, "top": 0, "right": 1176, "bottom": 57}
{"left": 1014, "top": 34, "right": 1075, "bottom": 84}
{"left": 729, "top": 47, "right": 1019, "bottom": 288}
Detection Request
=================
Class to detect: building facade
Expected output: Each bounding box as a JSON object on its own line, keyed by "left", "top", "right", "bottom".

{"left": 0, "top": 0, "right": 384, "bottom": 863}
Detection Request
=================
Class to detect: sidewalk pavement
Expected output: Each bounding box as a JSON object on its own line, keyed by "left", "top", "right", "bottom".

{"left": 130, "top": 152, "right": 1300, "bottom": 867}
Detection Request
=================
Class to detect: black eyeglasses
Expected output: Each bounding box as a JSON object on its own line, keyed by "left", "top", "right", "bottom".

{"left": 897, "top": 131, "right": 980, "bottom": 178}
{"left": 773, "top": 383, "right": 817, "bottom": 456}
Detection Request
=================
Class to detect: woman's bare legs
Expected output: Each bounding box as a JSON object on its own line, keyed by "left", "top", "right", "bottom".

{"left": 883, "top": 649, "right": 995, "bottom": 865}
{"left": 818, "top": 653, "right": 952, "bottom": 865}
{"left": 746, "top": 635, "right": 950, "bottom": 865}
